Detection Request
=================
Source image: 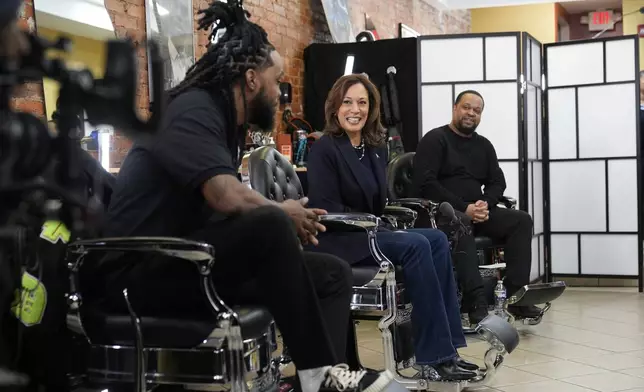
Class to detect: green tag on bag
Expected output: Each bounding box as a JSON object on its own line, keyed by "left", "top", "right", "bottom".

{"left": 11, "top": 272, "right": 47, "bottom": 327}
{"left": 40, "top": 220, "right": 71, "bottom": 244}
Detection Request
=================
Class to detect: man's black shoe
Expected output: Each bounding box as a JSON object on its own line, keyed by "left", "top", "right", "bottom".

{"left": 468, "top": 303, "right": 489, "bottom": 326}
{"left": 508, "top": 304, "right": 542, "bottom": 319}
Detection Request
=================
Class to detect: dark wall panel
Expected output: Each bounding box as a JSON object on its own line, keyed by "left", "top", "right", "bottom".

{"left": 304, "top": 38, "right": 420, "bottom": 152}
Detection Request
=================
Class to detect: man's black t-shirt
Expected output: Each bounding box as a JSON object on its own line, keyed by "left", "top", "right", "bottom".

{"left": 104, "top": 88, "right": 240, "bottom": 237}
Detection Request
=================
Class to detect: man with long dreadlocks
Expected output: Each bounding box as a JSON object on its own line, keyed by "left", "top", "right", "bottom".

{"left": 91, "top": 1, "right": 401, "bottom": 392}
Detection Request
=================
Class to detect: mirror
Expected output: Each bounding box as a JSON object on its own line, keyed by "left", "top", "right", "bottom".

{"left": 145, "top": 0, "right": 195, "bottom": 100}
{"left": 34, "top": 0, "right": 118, "bottom": 173}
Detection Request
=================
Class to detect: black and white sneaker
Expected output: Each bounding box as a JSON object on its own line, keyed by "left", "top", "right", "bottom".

{"left": 320, "top": 364, "right": 397, "bottom": 392}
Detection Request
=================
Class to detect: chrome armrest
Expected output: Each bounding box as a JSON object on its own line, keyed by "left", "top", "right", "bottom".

{"left": 383, "top": 205, "right": 417, "bottom": 228}
{"left": 319, "top": 213, "right": 380, "bottom": 232}
{"left": 320, "top": 213, "right": 394, "bottom": 273}
{"left": 388, "top": 198, "right": 437, "bottom": 210}
{"left": 67, "top": 237, "right": 215, "bottom": 275}
{"left": 388, "top": 198, "right": 440, "bottom": 228}
{"left": 498, "top": 196, "right": 517, "bottom": 209}
{"left": 64, "top": 237, "right": 233, "bottom": 343}
{"left": 388, "top": 198, "right": 439, "bottom": 216}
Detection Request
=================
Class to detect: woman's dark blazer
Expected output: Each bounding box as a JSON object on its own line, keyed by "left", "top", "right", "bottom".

{"left": 306, "top": 133, "right": 389, "bottom": 264}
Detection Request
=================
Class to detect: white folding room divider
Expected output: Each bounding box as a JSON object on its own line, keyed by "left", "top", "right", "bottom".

{"left": 523, "top": 33, "right": 545, "bottom": 283}
{"left": 418, "top": 32, "right": 524, "bottom": 211}
{"left": 544, "top": 36, "right": 642, "bottom": 285}
{"left": 418, "top": 32, "right": 546, "bottom": 281}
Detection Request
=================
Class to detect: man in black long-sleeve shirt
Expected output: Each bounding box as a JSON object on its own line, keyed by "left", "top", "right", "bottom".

{"left": 412, "top": 90, "right": 539, "bottom": 323}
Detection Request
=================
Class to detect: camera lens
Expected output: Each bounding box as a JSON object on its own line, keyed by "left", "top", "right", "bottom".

{"left": 0, "top": 112, "right": 52, "bottom": 184}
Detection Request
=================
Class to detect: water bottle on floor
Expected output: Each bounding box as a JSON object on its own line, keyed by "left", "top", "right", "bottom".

{"left": 493, "top": 280, "right": 507, "bottom": 317}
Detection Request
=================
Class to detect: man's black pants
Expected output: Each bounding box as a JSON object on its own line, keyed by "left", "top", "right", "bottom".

{"left": 440, "top": 207, "right": 533, "bottom": 305}
{"left": 92, "top": 206, "right": 353, "bottom": 370}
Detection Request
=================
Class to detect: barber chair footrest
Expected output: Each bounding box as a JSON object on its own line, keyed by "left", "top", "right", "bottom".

{"left": 507, "top": 282, "right": 566, "bottom": 308}
{"left": 462, "top": 325, "right": 477, "bottom": 335}
{"left": 478, "top": 263, "right": 506, "bottom": 271}
{"left": 474, "top": 315, "right": 520, "bottom": 354}
{"left": 381, "top": 375, "right": 413, "bottom": 392}
{"left": 392, "top": 376, "right": 467, "bottom": 392}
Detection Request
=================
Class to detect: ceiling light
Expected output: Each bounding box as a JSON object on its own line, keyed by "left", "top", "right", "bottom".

{"left": 344, "top": 55, "right": 355, "bottom": 76}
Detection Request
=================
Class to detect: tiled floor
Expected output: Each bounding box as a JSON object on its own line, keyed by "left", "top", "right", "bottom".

{"left": 355, "top": 287, "right": 644, "bottom": 391}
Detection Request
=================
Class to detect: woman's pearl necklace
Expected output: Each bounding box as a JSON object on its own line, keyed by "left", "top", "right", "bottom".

{"left": 353, "top": 139, "right": 365, "bottom": 160}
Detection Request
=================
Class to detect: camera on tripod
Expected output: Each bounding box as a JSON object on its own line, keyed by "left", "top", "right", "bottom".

{"left": 0, "top": 30, "right": 165, "bottom": 230}
{"left": 0, "top": 27, "right": 166, "bottom": 390}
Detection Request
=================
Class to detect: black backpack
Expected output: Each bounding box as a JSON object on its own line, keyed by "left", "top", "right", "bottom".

{"left": 1, "top": 148, "right": 115, "bottom": 391}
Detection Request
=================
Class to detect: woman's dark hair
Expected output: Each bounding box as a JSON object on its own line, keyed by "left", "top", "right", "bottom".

{"left": 323, "top": 74, "right": 386, "bottom": 148}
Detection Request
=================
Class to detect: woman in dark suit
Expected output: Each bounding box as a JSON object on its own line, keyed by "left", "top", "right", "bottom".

{"left": 307, "top": 74, "right": 476, "bottom": 382}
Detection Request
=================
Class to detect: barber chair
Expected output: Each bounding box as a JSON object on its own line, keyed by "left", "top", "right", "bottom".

{"left": 386, "top": 152, "right": 566, "bottom": 327}
{"left": 64, "top": 165, "right": 280, "bottom": 392}
{"left": 248, "top": 146, "right": 520, "bottom": 391}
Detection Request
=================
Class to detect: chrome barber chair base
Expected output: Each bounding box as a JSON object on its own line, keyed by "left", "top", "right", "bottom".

{"left": 452, "top": 315, "right": 519, "bottom": 389}
{"left": 506, "top": 281, "right": 567, "bottom": 326}
{"left": 389, "top": 315, "right": 518, "bottom": 391}
{"left": 84, "top": 327, "right": 279, "bottom": 392}
{"left": 475, "top": 314, "right": 519, "bottom": 354}
{"left": 392, "top": 377, "right": 466, "bottom": 392}
{"left": 351, "top": 286, "right": 386, "bottom": 312}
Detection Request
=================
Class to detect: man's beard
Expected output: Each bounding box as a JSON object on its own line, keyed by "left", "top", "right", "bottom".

{"left": 248, "top": 87, "right": 276, "bottom": 131}
{"left": 456, "top": 119, "right": 478, "bottom": 135}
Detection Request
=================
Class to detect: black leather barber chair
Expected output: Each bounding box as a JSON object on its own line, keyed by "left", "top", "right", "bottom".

{"left": 248, "top": 146, "right": 519, "bottom": 391}
{"left": 63, "top": 166, "right": 280, "bottom": 392}
{"left": 386, "top": 152, "right": 566, "bottom": 327}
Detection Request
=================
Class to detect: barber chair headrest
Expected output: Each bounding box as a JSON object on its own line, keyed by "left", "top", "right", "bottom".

{"left": 386, "top": 152, "right": 415, "bottom": 200}
{"left": 248, "top": 146, "right": 304, "bottom": 202}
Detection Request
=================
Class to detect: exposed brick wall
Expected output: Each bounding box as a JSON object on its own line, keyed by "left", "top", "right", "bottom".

{"left": 193, "top": 0, "right": 470, "bottom": 133}
{"left": 357, "top": 1, "right": 471, "bottom": 36}
{"left": 104, "top": 0, "right": 146, "bottom": 165}
{"left": 12, "top": 0, "right": 469, "bottom": 167}
{"left": 12, "top": 0, "right": 45, "bottom": 118}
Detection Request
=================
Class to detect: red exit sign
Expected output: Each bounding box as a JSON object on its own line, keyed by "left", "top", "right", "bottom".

{"left": 593, "top": 11, "right": 611, "bottom": 24}
{"left": 588, "top": 10, "right": 615, "bottom": 31}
